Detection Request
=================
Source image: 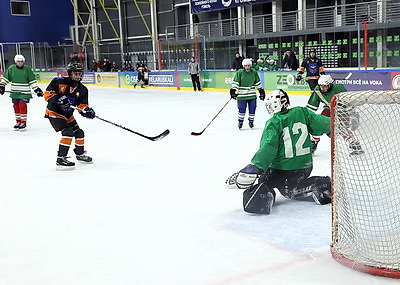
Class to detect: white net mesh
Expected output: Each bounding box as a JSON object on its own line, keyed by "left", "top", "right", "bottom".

{"left": 331, "top": 90, "right": 400, "bottom": 275}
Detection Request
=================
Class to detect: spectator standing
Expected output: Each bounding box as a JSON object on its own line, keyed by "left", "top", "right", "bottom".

{"left": 89, "top": 59, "right": 98, "bottom": 72}
{"left": 188, "top": 57, "right": 202, "bottom": 92}
{"left": 231, "top": 52, "right": 243, "bottom": 71}
{"left": 280, "top": 49, "right": 299, "bottom": 71}
{"left": 102, "top": 57, "right": 112, "bottom": 72}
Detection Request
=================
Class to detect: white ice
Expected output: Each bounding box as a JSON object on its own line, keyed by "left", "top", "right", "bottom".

{"left": 0, "top": 86, "right": 397, "bottom": 285}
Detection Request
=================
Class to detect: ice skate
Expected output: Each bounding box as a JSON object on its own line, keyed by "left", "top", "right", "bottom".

{"left": 18, "top": 123, "right": 26, "bottom": 131}
{"left": 13, "top": 122, "right": 20, "bottom": 131}
{"left": 56, "top": 156, "right": 75, "bottom": 170}
{"left": 133, "top": 84, "right": 137, "bottom": 89}
{"left": 249, "top": 121, "right": 254, "bottom": 129}
{"left": 75, "top": 151, "right": 93, "bottom": 164}
{"left": 238, "top": 122, "right": 243, "bottom": 129}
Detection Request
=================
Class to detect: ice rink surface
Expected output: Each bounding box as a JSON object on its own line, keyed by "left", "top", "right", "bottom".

{"left": 0, "top": 86, "right": 398, "bottom": 285}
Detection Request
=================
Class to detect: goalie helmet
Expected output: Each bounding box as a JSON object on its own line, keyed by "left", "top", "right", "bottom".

{"left": 242, "top": 58, "right": 253, "bottom": 67}
{"left": 67, "top": 62, "right": 84, "bottom": 81}
{"left": 14, "top": 54, "right": 25, "bottom": 63}
{"left": 265, "top": 89, "right": 290, "bottom": 115}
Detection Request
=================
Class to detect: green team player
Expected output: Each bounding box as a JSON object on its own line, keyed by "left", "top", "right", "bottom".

{"left": 306, "top": 74, "right": 363, "bottom": 155}
{"left": 230, "top": 58, "right": 265, "bottom": 129}
{"left": 0, "top": 54, "right": 43, "bottom": 131}
{"left": 226, "top": 90, "right": 332, "bottom": 214}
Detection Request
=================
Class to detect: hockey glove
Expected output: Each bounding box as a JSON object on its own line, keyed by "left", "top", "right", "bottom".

{"left": 259, "top": 89, "right": 265, "bottom": 100}
{"left": 296, "top": 74, "right": 302, "bottom": 81}
{"left": 81, "top": 107, "right": 95, "bottom": 119}
{"left": 34, "top": 87, "right": 43, "bottom": 97}
{"left": 0, "top": 84, "right": 4, "bottom": 95}
{"left": 230, "top": 88, "right": 237, "bottom": 99}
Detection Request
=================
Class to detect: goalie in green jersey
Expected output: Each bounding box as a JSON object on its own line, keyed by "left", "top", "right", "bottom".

{"left": 226, "top": 90, "right": 332, "bottom": 214}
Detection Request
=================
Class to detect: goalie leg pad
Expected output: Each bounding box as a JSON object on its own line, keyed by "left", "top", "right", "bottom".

{"left": 311, "top": 176, "right": 332, "bottom": 205}
{"left": 243, "top": 183, "right": 276, "bottom": 214}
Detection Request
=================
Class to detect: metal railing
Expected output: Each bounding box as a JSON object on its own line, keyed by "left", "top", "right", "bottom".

{"left": 166, "top": 1, "right": 400, "bottom": 42}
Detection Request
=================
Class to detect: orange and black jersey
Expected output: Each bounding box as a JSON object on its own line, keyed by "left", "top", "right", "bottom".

{"left": 298, "top": 57, "right": 325, "bottom": 80}
{"left": 44, "top": 76, "right": 89, "bottom": 120}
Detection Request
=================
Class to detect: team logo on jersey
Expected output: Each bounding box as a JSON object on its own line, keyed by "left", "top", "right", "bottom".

{"left": 222, "top": 0, "right": 232, "bottom": 7}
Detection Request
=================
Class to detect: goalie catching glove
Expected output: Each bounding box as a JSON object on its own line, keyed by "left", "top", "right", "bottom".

{"left": 236, "top": 164, "right": 263, "bottom": 189}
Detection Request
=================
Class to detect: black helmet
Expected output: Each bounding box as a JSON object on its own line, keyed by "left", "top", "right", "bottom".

{"left": 309, "top": 49, "right": 317, "bottom": 58}
{"left": 66, "top": 62, "right": 83, "bottom": 81}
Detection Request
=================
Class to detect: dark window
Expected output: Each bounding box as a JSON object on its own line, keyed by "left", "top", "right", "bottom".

{"left": 11, "top": 1, "right": 30, "bottom": 16}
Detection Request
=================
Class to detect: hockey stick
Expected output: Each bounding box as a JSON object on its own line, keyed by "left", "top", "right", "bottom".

{"left": 191, "top": 98, "right": 232, "bottom": 136}
{"left": 72, "top": 106, "right": 170, "bottom": 141}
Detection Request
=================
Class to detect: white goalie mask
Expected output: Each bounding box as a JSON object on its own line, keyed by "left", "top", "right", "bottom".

{"left": 265, "top": 90, "right": 290, "bottom": 115}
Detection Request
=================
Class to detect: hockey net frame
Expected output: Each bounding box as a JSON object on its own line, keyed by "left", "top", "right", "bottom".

{"left": 330, "top": 90, "right": 400, "bottom": 279}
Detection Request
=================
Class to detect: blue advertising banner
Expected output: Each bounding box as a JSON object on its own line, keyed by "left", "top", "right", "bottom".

{"left": 329, "top": 71, "right": 391, "bottom": 91}
{"left": 191, "top": 0, "right": 273, "bottom": 14}
{"left": 148, "top": 72, "right": 176, "bottom": 87}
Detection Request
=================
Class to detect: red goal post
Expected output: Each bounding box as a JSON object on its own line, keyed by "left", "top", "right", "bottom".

{"left": 330, "top": 90, "right": 400, "bottom": 279}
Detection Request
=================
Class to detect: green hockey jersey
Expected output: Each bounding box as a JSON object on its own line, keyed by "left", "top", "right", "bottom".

{"left": 251, "top": 106, "right": 330, "bottom": 171}
{"left": 231, "top": 68, "right": 261, "bottom": 100}
{"left": 306, "top": 83, "right": 347, "bottom": 112}
{"left": 1, "top": 64, "right": 39, "bottom": 99}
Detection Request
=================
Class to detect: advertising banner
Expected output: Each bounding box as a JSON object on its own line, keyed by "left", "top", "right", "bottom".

{"left": 391, "top": 72, "right": 400, "bottom": 90}
{"left": 179, "top": 72, "right": 216, "bottom": 89}
{"left": 264, "top": 71, "right": 310, "bottom": 92}
{"left": 34, "top": 72, "right": 58, "bottom": 83}
{"left": 148, "top": 72, "right": 176, "bottom": 87}
{"left": 95, "top": 72, "right": 119, "bottom": 86}
{"left": 119, "top": 72, "right": 138, "bottom": 87}
{"left": 191, "top": 0, "right": 274, "bottom": 14}
{"left": 82, "top": 72, "right": 95, "bottom": 84}
{"left": 215, "top": 71, "right": 236, "bottom": 89}
{"left": 329, "top": 71, "right": 391, "bottom": 91}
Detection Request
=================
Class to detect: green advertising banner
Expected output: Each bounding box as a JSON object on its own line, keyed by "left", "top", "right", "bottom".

{"left": 179, "top": 72, "right": 216, "bottom": 89}
{"left": 34, "top": 72, "right": 57, "bottom": 83}
{"left": 119, "top": 72, "right": 138, "bottom": 87}
{"left": 263, "top": 71, "right": 310, "bottom": 92}
{"left": 215, "top": 72, "right": 235, "bottom": 89}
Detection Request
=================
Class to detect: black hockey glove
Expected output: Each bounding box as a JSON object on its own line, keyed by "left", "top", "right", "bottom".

{"left": 259, "top": 89, "right": 265, "bottom": 100}
{"left": 81, "top": 107, "right": 95, "bottom": 119}
{"left": 56, "top": 95, "right": 71, "bottom": 112}
{"left": 34, "top": 87, "right": 43, "bottom": 97}
{"left": 0, "top": 84, "right": 5, "bottom": 95}
{"left": 296, "top": 74, "right": 302, "bottom": 81}
{"left": 230, "top": 88, "right": 237, "bottom": 99}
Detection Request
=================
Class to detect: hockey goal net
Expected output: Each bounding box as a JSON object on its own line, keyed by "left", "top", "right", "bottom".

{"left": 330, "top": 90, "right": 400, "bottom": 279}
